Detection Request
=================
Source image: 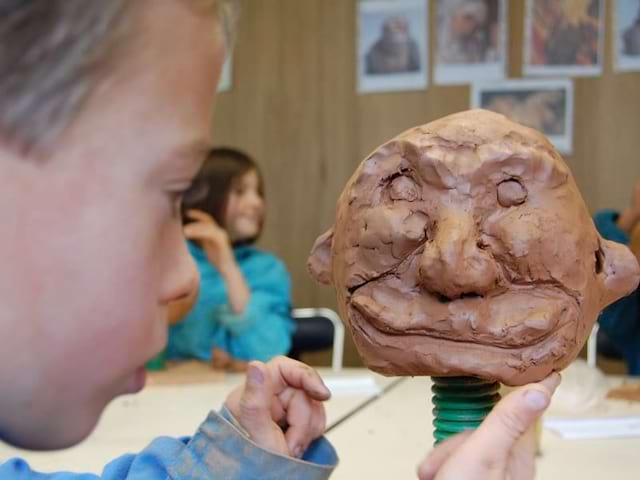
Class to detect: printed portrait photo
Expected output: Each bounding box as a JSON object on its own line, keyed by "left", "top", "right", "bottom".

{"left": 435, "top": 0, "right": 507, "bottom": 84}
{"left": 358, "top": 0, "right": 429, "bottom": 93}
{"left": 472, "top": 79, "right": 574, "bottom": 154}
{"left": 524, "top": 0, "right": 603, "bottom": 77}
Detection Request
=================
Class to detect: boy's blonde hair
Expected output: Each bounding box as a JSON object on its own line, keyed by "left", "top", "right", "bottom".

{"left": 0, "top": 0, "right": 237, "bottom": 153}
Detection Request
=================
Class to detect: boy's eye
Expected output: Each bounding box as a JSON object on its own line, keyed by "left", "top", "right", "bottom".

{"left": 168, "top": 186, "right": 191, "bottom": 218}
{"left": 170, "top": 192, "right": 183, "bottom": 217}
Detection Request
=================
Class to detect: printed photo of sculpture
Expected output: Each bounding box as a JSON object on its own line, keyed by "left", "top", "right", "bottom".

{"left": 358, "top": 0, "right": 428, "bottom": 94}
{"left": 366, "top": 16, "right": 421, "bottom": 75}
{"left": 472, "top": 80, "right": 574, "bottom": 154}
{"left": 524, "top": 0, "right": 603, "bottom": 76}
{"left": 437, "top": 0, "right": 501, "bottom": 64}
{"left": 615, "top": 0, "right": 640, "bottom": 71}
{"left": 435, "top": 0, "right": 506, "bottom": 84}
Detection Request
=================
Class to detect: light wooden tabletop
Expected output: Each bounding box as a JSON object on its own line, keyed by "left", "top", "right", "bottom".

{"left": 326, "top": 363, "right": 640, "bottom": 480}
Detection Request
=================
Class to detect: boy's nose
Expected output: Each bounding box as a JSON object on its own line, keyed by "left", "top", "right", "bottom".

{"left": 162, "top": 238, "right": 200, "bottom": 305}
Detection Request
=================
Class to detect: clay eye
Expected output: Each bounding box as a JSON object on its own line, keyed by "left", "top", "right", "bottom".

{"left": 389, "top": 175, "right": 419, "bottom": 202}
{"left": 497, "top": 179, "right": 527, "bottom": 207}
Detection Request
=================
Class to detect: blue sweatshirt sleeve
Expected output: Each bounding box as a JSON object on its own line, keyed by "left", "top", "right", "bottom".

{"left": 0, "top": 409, "right": 338, "bottom": 479}
{"left": 217, "top": 255, "right": 295, "bottom": 362}
{"left": 593, "top": 209, "right": 630, "bottom": 245}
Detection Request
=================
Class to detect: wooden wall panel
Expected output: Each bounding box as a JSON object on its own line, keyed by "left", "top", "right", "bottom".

{"left": 212, "top": 0, "right": 640, "bottom": 366}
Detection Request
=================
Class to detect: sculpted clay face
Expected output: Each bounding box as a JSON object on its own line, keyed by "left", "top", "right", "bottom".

{"left": 309, "top": 110, "right": 640, "bottom": 386}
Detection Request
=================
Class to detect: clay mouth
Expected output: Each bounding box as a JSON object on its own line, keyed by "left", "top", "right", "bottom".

{"left": 349, "top": 283, "right": 579, "bottom": 349}
{"left": 433, "top": 292, "right": 484, "bottom": 303}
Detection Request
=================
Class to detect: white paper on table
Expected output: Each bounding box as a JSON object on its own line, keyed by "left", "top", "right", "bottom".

{"left": 544, "top": 416, "right": 640, "bottom": 440}
{"left": 322, "top": 375, "right": 382, "bottom": 397}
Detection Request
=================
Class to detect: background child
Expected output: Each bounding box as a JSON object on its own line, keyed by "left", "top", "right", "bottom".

{"left": 167, "top": 147, "right": 295, "bottom": 368}
{"left": 594, "top": 179, "right": 640, "bottom": 374}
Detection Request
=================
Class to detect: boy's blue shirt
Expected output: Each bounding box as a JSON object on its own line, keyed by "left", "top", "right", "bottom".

{"left": 0, "top": 408, "right": 338, "bottom": 479}
{"left": 167, "top": 242, "right": 295, "bottom": 363}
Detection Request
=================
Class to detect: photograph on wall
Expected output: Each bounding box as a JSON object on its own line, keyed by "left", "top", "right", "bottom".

{"left": 357, "top": 0, "right": 429, "bottom": 94}
{"left": 472, "top": 79, "right": 574, "bottom": 154}
{"left": 523, "top": 0, "right": 603, "bottom": 77}
{"left": 615, "top": 0, "right": 640, "bottom": 71}
{"left": 434, "top": 0, "right": 507, "bottom": 85}
{"left": 218, "top": 55, "right": 233, "bottom": 92}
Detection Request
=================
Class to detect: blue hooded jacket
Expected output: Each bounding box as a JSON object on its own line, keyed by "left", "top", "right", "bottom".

{"left": 167, "top": 242, "right": 295, "bottom": 362}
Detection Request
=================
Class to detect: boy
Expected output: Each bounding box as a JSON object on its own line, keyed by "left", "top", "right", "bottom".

{"left": 0, "top": 1, "right": 335, "bottom": 477}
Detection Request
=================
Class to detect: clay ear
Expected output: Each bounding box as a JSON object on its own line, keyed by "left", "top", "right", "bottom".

{"left": 308, "top": 227, "right": 335, "bottom": 285}
{"left": 599, "top": 238, "right": 640, "bottom": 306}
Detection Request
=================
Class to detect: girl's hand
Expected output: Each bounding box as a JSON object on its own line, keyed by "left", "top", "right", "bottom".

{"left": 183, "top": 209, "right": 235, "bottom": 273}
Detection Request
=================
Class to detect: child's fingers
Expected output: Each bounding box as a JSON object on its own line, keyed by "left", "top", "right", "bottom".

{"left": 448, "top": 373, "right": 560, "bottom": 470}
{"left": 506, "top": 426, "right": 537, "bottom": 480}
{"left": 182, "top": 222, "right": 206, "bottom": 238}
{"left": 269, "top": 356, "right": 331, "bottom": 401}
{"left": 283, "top": 390, "right": 313, "bottom": 457}
{"left": 186, "top": 209, "right": 223, "bottom": 229}
{"left": 185, "top": 209, "right": 213, "bottom": 222}
{"left": 284, "top": 393, "right": 326, "bottom": 458}
{"left": 536, "top": 372, "right": 562, "bottom": 396}
{"left": 235, "top": 362, "right": 287, "bottom": 454}
{"left": 417, "top": 431, "right": 472, "bottom": 480}
{"left": 183, "top": 222, "right": 217, "bottom": 242}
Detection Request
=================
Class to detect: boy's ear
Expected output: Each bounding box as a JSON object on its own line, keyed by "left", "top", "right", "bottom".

{"left": 308, "top": 227, "right": 335, "bottom": 285}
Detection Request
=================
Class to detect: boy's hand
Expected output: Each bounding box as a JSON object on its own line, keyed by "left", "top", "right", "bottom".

{"left": 183, "top": 209, "right": 235, "bottom": 272}
{"left": 225, "top": 356, "right": 331, "bottom": 458}
{"left": 418, "top": 373, "right": 561, "bottom": 480}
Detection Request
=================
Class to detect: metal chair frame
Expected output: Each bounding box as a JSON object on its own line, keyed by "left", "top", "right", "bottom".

{"left": 291, "top": 307, "right": 345, "bottom": 371}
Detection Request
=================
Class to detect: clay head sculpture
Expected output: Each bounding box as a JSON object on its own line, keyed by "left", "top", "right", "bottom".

{"left": 309, "top": 110, "right": 640, "bottom": 386}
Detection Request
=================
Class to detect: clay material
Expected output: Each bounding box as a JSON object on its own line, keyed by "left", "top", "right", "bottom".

{"left": 607, "top": 382, "right": 640, "bottom": 403}
{"left": 309, "top": 109, "right": 640, "bottom": 386}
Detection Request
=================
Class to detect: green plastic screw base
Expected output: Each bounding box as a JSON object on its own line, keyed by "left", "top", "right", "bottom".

{"left": 431, "top": 376, "right": 501, "bottom": 444}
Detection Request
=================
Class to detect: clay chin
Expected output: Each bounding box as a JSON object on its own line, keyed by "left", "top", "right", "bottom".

{"left": 309, "top": 109, "right": 640, "bottom": 386}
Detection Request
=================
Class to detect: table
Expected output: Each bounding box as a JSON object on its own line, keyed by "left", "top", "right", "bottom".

{"left": 326, "top": 363, "right": 640, "bottom": 480}
{"left": 2, "top": 361, "right": 639, "bottom": 479}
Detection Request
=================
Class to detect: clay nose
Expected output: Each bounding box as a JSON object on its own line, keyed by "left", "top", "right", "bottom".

{"left": 418, "top": 212, "right": 499, "bottom": 300}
